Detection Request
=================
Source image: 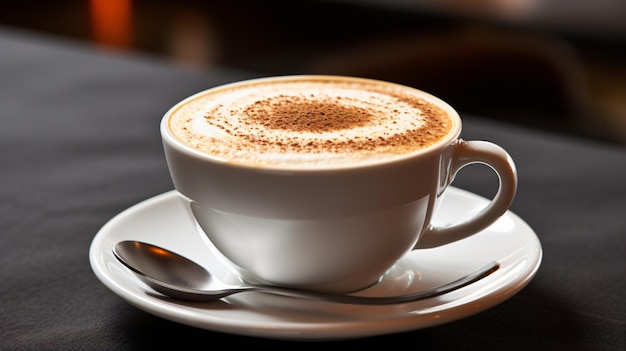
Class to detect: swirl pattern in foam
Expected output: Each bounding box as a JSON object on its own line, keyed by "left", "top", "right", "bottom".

{"left": 168, "top": 77, "right": 454, "bottom": 168}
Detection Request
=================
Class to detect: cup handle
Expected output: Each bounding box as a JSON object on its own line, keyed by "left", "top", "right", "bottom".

{"left": 415, "top": 139, "right": 518, "bottom": 249}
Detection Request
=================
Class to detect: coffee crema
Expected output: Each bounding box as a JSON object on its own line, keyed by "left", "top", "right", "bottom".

{"left": 168, "top": 77, "right": 455, "bottom": 168}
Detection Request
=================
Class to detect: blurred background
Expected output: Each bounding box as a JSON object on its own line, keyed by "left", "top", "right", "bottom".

{"left": 1, "top": 0, "right": 625, "bottom": 144}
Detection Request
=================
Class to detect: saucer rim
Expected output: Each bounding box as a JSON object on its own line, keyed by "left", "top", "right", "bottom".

{"left": 89, "top": 188, "right": 542, "bottom": 341}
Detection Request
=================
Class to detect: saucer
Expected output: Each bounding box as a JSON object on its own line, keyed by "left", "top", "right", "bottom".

{"left": 89, "top": 188, "right": 542, "bottom": 341}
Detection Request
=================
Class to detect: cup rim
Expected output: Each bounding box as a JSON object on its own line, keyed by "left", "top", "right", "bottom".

{"left": 160, "top": 75, "right": 462, "bottom": 172}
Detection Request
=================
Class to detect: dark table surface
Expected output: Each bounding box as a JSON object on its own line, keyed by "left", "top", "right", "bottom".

{"left": 1, "top": 27, "right": 624, "bottom": 350}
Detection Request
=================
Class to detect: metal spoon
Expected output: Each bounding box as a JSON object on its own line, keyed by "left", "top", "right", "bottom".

{"left": 113, "top": 240, "right": 499, "bottom": 305}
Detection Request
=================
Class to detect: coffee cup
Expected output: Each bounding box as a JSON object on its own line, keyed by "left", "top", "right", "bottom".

{"left": 160, "top": 75, "right": 517, "bottom": 294}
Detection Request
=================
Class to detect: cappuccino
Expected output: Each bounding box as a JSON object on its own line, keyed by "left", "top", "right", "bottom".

{"left": 161, "top": 75, "right": 517, "bottom": 293}
{"left": 167, "top": 76, "right": 456, "bottom": 168}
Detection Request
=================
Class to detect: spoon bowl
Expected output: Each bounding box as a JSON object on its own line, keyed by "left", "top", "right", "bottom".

{"left": 113, "top": 240, "right": 499, "bottom": 305}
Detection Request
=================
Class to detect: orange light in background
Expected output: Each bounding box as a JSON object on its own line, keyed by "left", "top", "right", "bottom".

{"left": 90, "top": 0, "right": 133, "bottom": 49}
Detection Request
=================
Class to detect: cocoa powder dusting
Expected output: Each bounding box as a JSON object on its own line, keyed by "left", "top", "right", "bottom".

{"left": 243, "top": 95, "right": 372, "bottom": 132}
{"left": 196, "top": 79, "right": 453, "bottom": 159}
{"left": 242, "top": 94, "right": 445, "bottom": 154}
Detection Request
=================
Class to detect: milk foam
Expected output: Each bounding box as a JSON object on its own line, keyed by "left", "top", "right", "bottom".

{"left": 168, "top": 78, "right": 454, "bottom": 168}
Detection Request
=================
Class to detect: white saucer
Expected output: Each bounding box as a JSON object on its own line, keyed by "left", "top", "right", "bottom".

{"left": 89, "top": 188, "right": 542, "bottom": 341}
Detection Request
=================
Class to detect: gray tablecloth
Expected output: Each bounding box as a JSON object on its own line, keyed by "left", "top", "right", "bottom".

{"left": 1, "top": 27, "right": 624, "bottom": 350}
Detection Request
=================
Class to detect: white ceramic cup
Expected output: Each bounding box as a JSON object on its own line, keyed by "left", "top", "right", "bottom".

{"left": 161, "top": 76, "right": 517, "bottom": 294}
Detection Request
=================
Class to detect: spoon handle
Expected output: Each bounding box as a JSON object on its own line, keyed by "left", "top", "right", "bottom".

{"left": 251, "top": 261, "right": 499, "bottom": 305}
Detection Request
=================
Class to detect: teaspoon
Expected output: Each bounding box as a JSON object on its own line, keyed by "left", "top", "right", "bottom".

{"left": 113, "top": 240, "right": 499, "bottom": 305}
